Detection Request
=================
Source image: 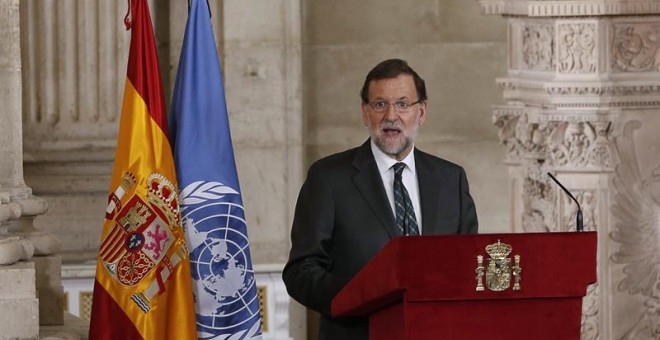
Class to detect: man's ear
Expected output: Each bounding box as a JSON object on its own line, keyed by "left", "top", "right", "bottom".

{"left": 418, "top": 100, "right": 428, "bottom": 126}
{"left": 361, "top": 103, "right": 370, "bottom": 127}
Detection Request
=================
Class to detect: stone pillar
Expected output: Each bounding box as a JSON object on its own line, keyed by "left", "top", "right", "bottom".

{"left": 481, "top": 0, "right": 660, "bottom": 338}
{"left": 220, "top": 1, "right": 303, "bottom": 338}
{"left": 0, "top": 0, "right": 63, "bottom": 337}
{"left": 20, "top": 0, "right": 129, "bottom": 262}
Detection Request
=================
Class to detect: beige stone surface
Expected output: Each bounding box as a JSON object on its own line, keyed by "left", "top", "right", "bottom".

{"left": 0, "top": 236, "right": 27, "bottom": 265}
{"left": 224, "top": 0, "right": 289, "bottom": 42}
{"left": 39, "top": 312, "right": 88, "bottom": 340}
{"left": 0, "top": 298, "right": 40, "bottom": 340}
{"left": 34, "top": 255, "right": 64, "bottom": 326}
{"left": 224, "top": 44, "right": 289, "bottom": 144}
{"left": 0, "top": 263, "right": 38, "bottom": 340}
{"left": 304, "top": 0, "right": 505, "bottom": 45}
{"left": 0, "top": 0, "right": 26, "bottom": 190}
{"left": 218, "top": 0, "right": 303, "bottom": 275}
{"left": 306, "top": 43, "right": 506, "bottom": 137}
{"left": 0, "top": 261, "right": 36, "bottom": 298}
{"left": 235, "top": 146, "right": 293, "bottom": 265}
{"left": 32, "top": 194, "right": 105, "bottom": 259}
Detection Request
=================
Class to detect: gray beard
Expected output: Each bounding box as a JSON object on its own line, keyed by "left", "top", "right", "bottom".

{"left": 367, "top": 113, "right": 420, "bottom": 159}
{"left": 372, "top": 134, "right": 413, "bottom": 159}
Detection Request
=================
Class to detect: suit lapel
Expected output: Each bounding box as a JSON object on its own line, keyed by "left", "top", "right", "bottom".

{"left": 351, "top": 140, "right": 398, "bottom": 238}
{"left": 416, "top": 150, "right": 440, "bottom": 235}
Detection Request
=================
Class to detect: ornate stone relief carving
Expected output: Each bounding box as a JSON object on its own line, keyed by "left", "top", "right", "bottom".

{"left": 493, "top": 109, "right": 550, "bottom": 162}
{"left": 522, "top": 23, "right": 555, "bottom": 71}
{"left": 522, "top": 163, "right": 557, "bottom": 232}
{"left": 611, "top": 120, "right": 660, "bottom": 340}
{"left": 486, "top": 3, "right": 660, "bottom": 340}
{"left": 612, "top": 23, "right": 660, "bottom": 72}
{"left": 495, "top": 109, "right": 612, "bottom": 258}
{"left": 493, "top": 109, "right": 523, "bottom": 162}
{"left": 521, "top": 166, "right": 599, "bottom": 234}
{"left": 547, "top": 121, "right": 612, "bottom": 168}
{"left": 561, "top": 190, "right": 597, "bottom": 232}
{"left": 558, "top": 23, "right": 597, "bottom": 73}
{"left": 494, "top": 108, "right": 613, "bottom": 169}
{"left": 581, "top": 283, "right": 600, "bottom": 340}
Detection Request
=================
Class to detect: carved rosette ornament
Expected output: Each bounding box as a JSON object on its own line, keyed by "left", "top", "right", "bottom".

{"left": 612, "top": 23, "right": 660, "bottom": 72}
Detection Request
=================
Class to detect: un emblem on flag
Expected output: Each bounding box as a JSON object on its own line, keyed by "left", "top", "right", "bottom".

{"left": 181, "top": 181, "right": 263, "bottom": 339}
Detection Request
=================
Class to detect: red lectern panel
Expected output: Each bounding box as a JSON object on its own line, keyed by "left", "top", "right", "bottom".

{"left": 332, "top": 232, "right": 597, "bottom": 340}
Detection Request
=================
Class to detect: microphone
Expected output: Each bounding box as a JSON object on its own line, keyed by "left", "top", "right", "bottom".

{"left": 547, "top": 172, "right": 583, "bottom": 232}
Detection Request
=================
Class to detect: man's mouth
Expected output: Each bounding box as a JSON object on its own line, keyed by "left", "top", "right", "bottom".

{"left": 382, "top": 127, "right": 401, "bottom": 136}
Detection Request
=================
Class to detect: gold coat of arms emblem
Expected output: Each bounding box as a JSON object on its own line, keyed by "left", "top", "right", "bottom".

{"left": 475, "top": 240, "right": 521, "bottom": 292}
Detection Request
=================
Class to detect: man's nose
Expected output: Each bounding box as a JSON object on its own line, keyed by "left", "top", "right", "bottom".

{"left": 383, "top": 104, "right": 398, "bottom": 120}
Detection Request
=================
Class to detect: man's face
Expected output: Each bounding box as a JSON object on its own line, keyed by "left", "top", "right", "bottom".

{"left": 361, "top": 74, "right": 427, "bottom": 160}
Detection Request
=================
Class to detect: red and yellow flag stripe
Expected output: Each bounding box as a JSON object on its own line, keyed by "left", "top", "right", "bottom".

{"left": 89, "top": 1, "right": 197, "bottom": 339}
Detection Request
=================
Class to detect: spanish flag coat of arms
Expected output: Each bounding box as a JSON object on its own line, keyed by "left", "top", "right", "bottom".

{"left": 89, "top": 1, "right": 197, "bottom": 339}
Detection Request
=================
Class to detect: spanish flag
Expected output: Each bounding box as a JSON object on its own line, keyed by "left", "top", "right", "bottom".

{"left": 89, "top": 1, "right": 197, "bottom": 339}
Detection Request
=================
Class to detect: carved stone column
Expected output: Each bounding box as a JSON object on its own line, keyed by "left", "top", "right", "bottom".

{"left": 481, "top": 1, "right": 660, "bottom": 339}
{"left": 0, "top": 0, "right": 64, "bottom": 337}
{"left": 20, "top": 0, "right": 129, "bottom": 263}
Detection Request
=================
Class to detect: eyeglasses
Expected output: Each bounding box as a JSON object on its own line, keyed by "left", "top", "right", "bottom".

{"left": 368, "top": 100, "right": 422, "bottom": 113}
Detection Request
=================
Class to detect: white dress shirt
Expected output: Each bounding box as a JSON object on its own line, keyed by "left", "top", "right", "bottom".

{"left": 370, "top": 140, "right": 423, "bottom": 234}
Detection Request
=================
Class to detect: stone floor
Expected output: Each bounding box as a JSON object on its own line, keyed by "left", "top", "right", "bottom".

{"left": 39, "top": 313, "right": 88, "bottom": 340}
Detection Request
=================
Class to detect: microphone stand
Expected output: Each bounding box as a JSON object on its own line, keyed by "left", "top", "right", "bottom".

{"left": 547, "top": 172, "right": 584, "bottom": 232}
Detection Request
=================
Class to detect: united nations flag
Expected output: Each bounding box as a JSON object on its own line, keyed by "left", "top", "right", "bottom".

{"left": 169, "top": 0, "right": 263, "bottom": 339}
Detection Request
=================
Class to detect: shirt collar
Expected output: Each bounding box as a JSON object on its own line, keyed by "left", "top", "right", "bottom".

{"left": 370, "top": 139, "right": 416, "bottom": 175}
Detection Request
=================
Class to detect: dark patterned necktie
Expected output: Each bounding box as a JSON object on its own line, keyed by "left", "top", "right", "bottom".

{"left": 392, "top": 162, "right": 419, "bottom": 236}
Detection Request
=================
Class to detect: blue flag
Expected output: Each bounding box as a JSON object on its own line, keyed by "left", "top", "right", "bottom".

{"left": 169, "top": 1, "right": 263, "bottom": 339}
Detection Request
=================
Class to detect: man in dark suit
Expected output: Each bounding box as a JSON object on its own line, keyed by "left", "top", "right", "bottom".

{"left": 283, "top": 59, "right": 478, "bottom": 340}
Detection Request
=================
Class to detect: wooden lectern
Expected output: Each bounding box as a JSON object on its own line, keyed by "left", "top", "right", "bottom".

{"left": 331, "top": 232, "right": 597, "bottom": 340}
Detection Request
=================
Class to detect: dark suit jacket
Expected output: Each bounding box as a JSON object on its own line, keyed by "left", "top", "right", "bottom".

{"left": 283, "top": 140, "right": 478, "bottom": 340}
